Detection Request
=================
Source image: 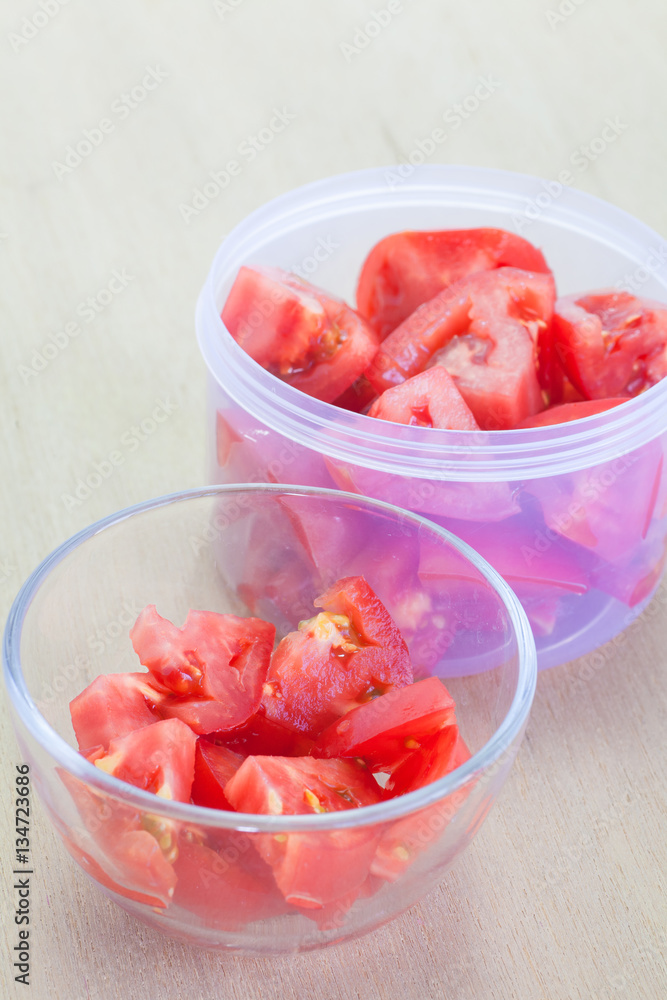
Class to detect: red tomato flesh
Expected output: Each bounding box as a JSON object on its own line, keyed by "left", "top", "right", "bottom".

{"left": 367, "top": 366, "right": 480, "bottom": 430}
{"left": 312, "top": 677, "right": 456, "bottom": 772}
{"left": 92, "top": 718, "right": 196, "bottom": 804}
{"left": 365, "top": 268, "right": 555, "bottom": 429}
{"left": 69, "top": 671, "right": 166, "bottom": 753}
{"left": 190, "top": 740, "right": 244, "bottom": 810}
{"left": 224, "top": 755, "right": 383, "bottom": 908}
{"left": 356, "top": 228, "right": 551, "bottom": 339}
{"left": 130, "top": 605, "right": 275, "bottom": 735}
{"left": 516, "top": 397, "right": 629, "bottom": 428}
{"left": 222, "top": 265, "right": 379, "bottom": 403}
{"left": 262, "top": 576, "right": 413, "bottom": 738}
{"left": 553, "top": 290, "right": 667, "bottom": 399}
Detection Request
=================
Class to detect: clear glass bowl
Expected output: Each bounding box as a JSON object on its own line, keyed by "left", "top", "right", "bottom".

{"left": 3, "top": 485, "right": 536, "bottom": 953}
{"left": 197, "top": 165, "right": 667, "bottom": 669}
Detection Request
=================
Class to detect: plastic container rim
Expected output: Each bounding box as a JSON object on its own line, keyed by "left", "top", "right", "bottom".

{"left": 3, "top": 483, "right": 536, "bottom": 833}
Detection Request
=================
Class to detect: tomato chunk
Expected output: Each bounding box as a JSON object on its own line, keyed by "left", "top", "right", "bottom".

{"left": 190, "top": 740, "right": 244, "bottom": 810}
{"left": 371, "top": 726, "right": 472, "bottom": 882}
{"left": 92, "top": 718, "right": 196, "bottom": 804}
{"left": 552, "top": 290, "right": 667, "bottom": 399}
{"left": 130, "top": 606, "right": 275, "bottom": 735}
{"left": 69, "top": 672, "right": 166, "bottom": 753}
{"left": 365, "top": 268, "right": 554, "bottom": 429}
{"left": 262, "top": 576, "right": 413, "bottom": 738}
{"left": 224, "top": 756, "right": 382, "bottom": 908}
{"left": 312, "top": 677, "right": 456, "bottom": 772}
{"left": 172, "top": 838, "right": 289, "bottom": 927}
{"left": 222, "top": 265, "right": 379, "bottom": 403}
{"left": 356, "top": 228, "right": 551, "bottom": 339}
{"left": 367, "top": 366, "right": 480, "bottom": 430}
{"left": 516, "top": 397, "right": 629, "bottom": 428}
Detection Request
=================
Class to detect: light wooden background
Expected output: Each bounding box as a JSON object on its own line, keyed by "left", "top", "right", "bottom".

{"left": 1, "top": 2, "right": 666, "bottom": 998}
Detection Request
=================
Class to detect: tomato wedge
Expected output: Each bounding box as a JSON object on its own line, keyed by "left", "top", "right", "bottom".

{"left": 92, "top": 718, "right": 196, "bottom": 804}
{"left": 312, "top": 677, "right": 456, "bottom": 772}
{"left": 365, "top": 268, "right": 554, "bottom": 429}
{"left": 190, "top": 740, "right": 244, "bottom": 810}
{"left": 367, "top": 366, "right": 480, "bottom": 430}
{"left": 262, "top": 576, "right": 413, "bottom": 738}
{"left": 172, "top": 838, "right": 289, "bottom": 927}
{"left": 222, "top": 265, "right": 379, "bottom": 403}
{"left": 356, "top": 228, "right": 551, "bottom": 339}
{"left": 130, "top": 606, "right": 275, "bottom": 735}
{"left": 371, "top": 726, "right": 472, "bottom": 882}
{"left": 224, "top": 755, "right": 382, "bottom": 909}
{"left": 516, "top": 397, "right": 629, "bottom": 428}
{"left": 69, "top": 671, "right": 166, "bottom": 753}
{"left": 552, "top": 290, "right": 667, "bottom": 399}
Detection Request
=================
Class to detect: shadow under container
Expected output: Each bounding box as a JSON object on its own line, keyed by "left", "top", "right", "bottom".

{"left": 197, "top": 165, "right": 667, "bottom": 669}
{"left": 4, "top": 485, "right": 536, "bottom": 953}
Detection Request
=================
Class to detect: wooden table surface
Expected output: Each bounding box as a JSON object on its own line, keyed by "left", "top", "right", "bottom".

{"left": 1, "top": 2, "right": 666, "bottom": 997}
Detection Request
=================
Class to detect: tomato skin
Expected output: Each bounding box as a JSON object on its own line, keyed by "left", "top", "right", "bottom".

{"left": 516, "top": 397, "right": 629, "bottom": 428}
{"left": 367, "top": 366, "right": 480, "bottom": 430}
{"left": 365, "top": 268, "right": 554, "bottom": 430}
{"left": 312, "top": 677, "right": 456, "bottom": 772}
{"left": 384, "top": 725, "right": 470, "bottom": 798}
{"left": 356, "top": 228, "right": 551, "bottom": 339}
{"left": 190, "top": 740, "right": 244, "bottom": 810}
{"left": 224, "top": 755, "right": 383, "bottom": 909}
{"left": 262, "top": 576, "right": 413, "bottom": 738}
{"left": 222, "top": 266, "right": 380, "bottom": 403}
{"left": 69, "top": 672, "right": 166, "bottom": 753}
{"left": 553, "top": 290, "right": 667, "bottom": 399}
{"left": 130, "top": 606, "right": 275, "bottom": 735}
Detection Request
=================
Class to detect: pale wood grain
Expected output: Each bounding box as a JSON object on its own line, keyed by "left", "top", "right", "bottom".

{"left": 2, "top": 1, "right": 667, "bottom": 998}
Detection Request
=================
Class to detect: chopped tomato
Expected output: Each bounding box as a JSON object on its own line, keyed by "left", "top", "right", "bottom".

{"left": 525, "top": 441, "right": 664, "bottom": 564}
{"left": 552, "top": 290, "right": 667, "bottom": 399}
{"left": 222, "top": 266, "right": 379, "bottom": 403}
{"left": 190, "top": 740, "right": 244, "bottom": 810}
{"left": 262, "top": 577, "right": 413, "bottom": 738}
{"left": 172, "top": 838, "right": 289, "bottom": 927}
{"left": 130, "top": 606, "right": 275, "bottom": 735}
{"left": 224, "top": 755, "right": 382, "bottom": 908}
{"left": 312, "top": 677, "right": 456, "bottom": 772}
{"left": 516, "top": 397, "right": 629, "bottom": 428}
{"left": 367, "top": 366, "right": 480, "bottom": 430}
{"left": 92, "top": 718, "right": 196, "bottom": 804}
{"left": 356, "top": 228, "right": 551, "bottom": 339}
{"left": 59, "top": 770, "right": 178, "bottom": 908}
{"left": 365, "top": 268, "right": 554, "bottom": 429}
{"left": 69, "top": 672, "right": 166, "bottom": 753}
{"left": 371, "top": 726, "right": 472, "bottom": 882}
{"left": 217, "top": 712, "right": 315, "bottom": 759}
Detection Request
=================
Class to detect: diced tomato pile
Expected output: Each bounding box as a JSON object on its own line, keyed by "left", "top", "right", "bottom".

{"left": 65, "top": 577, "right": 471, "bottom": 929}
{"left": 221, "top": 228, "right": 667, "bottom": 429}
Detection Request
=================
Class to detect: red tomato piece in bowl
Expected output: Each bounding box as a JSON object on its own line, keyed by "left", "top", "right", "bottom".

{"left": 365, "top": 268, "right": 555, "bottom": 429}
{"left": 552, "top": 290, "right": 667, "bottom": 399}
{"left": 367, "top": 366, "right": 480, "bottom": 430}
{"left": 356, "top": 228, "right": 551, "bottom": 339}
{"left": 69, "top": 671, "right": 167, "bottom": 753}
{"left": 262, "top": 576, "right": 413, "bottom": 738}
{"left": 190, "top": 740, "right": 244, "bottom": 810}
{"left": 224, "top": 755, "right": 383, "bottom": 909}
{"left": 92, "top": 718, "right": 196, "bottom": 804}
{"left": 312, "top": 677, "right": 456, "bottom": 773}
{"left": 221, "top": 265, "right": 379, "bottom": 403}
{"left": 130, "top": 606, "right": 275, "bottom": 735}
{"left": 516, "top": 397, "right": 629, "bottom": 428}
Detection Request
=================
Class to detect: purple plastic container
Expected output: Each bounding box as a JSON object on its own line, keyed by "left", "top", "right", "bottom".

{"left": 196, "top": 166, "right": 667, "bottom": 669}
